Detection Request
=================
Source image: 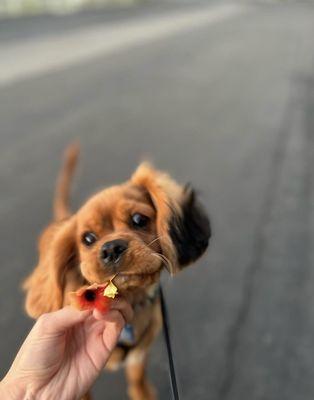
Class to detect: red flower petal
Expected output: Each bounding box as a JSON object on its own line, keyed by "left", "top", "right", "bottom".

{"left": 70, "top": 284, "right": 111, "bottom": 313}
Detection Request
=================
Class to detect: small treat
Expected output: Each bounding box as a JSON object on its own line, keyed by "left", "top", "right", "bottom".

{"left": 70, "top": 281, "right": 118, "bottom": 313}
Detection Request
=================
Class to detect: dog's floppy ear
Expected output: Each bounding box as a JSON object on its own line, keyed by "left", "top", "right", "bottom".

{"left": 23, "top": 216, "right": 77, "bottom": 318}
{"left": 131, "top": 163, "right": 211, "bottom": 273}
{"left": 168, "top": 185, "right": 211, "bottom": 267}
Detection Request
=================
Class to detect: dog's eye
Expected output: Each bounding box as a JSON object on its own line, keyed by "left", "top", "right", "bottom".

{"left": 82, "top": 232, "right": 97, "bottom": 246}
{"left": 131, "top": 213, "right": 149, "bottom": 229}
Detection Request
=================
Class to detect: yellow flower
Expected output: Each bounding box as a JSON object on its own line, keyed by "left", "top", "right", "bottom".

{"left": 103, "top": 281, "right": 118, "bottom": 299}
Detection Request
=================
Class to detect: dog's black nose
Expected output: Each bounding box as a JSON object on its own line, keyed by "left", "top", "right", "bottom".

{"left": 101, "top": 239, "right": 128, "bottom": 265}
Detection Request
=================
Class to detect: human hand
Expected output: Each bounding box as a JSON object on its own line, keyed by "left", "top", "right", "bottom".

{"left": 0, "top": 299, "right": 133, "bottom": 400}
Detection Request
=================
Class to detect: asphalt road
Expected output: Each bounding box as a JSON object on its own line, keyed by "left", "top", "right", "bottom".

{"left": 1, "top": 1, "right": 314, "bottom": 399}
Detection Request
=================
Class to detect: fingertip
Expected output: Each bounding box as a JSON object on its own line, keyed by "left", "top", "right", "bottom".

{"left": 93, "top": 308, "right": 104, "bottom": 320}
{"left": 105, "top": 310, "right": 125, "bottom": 330}
{"left": 109, "top": 299, "right": 134, "bottom": 324}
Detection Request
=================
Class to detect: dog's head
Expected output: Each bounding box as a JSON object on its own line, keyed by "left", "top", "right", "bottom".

{"left": 24, "top": 163, "right": 211, "bottom": 318}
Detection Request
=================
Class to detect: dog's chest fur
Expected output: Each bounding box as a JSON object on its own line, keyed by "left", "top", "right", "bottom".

{"left": 124, "top": 284, "right": 159, "bottom": 344}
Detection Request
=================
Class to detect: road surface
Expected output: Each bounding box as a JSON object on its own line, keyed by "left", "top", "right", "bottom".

{"left": 0, "top": 1, "right": 314, "bottom": 399}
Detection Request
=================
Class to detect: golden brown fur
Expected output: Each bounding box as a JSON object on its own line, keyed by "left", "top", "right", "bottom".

{"left": 23, "top": 145, "right": 211, "bottom": 400}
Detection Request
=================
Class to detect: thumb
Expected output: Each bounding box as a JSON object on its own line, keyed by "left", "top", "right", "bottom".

{"left": 37, "top": 306, "right": 91, "bottom": 334}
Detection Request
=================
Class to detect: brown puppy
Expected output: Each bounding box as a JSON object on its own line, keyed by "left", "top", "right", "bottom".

{"left": 23, "top": 144, "right": 211, "bottom": 400}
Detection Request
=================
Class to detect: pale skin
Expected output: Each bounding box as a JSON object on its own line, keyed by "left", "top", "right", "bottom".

{"left": 0, "top": 299, "right": 133, "bottom": 400}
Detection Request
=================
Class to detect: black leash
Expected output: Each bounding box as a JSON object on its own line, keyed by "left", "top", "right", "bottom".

{"left": 159, "top": 285, "right": 180, "bottom": 400}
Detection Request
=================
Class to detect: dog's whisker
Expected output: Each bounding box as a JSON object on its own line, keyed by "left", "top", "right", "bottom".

{"left": 157, "top": 255, "right": 172, "bottom": 272}
{"left": 159, "top": 254, "right": 173, "bottom": 272}
{"left": 152, "top": 252, "right": 173, "bottom": 273}
{"left": 147, "top": 236, "right": 163, "bottom": 248}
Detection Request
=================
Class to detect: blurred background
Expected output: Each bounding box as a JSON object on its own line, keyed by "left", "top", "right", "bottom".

{"left": 1, "top": 0, "right": 314, "bottom": 399}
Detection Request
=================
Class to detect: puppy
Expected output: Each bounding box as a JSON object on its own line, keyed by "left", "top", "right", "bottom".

{"left": 23, "top": 144, "right": 211, "bottom": 400}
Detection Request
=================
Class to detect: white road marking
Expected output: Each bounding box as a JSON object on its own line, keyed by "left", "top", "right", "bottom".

{"left": 0, "top": 3, "right": 244, "bottom": 86}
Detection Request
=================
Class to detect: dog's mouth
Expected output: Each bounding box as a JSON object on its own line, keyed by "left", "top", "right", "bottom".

{"left": 82, "top": 249, "right": 166, "bottom": 290}
{"left": 85, "top": 270, "right": 161, "bottom": 292}
{"left": 114, "top": 270, "right": 159, "bottom": 280}
{"left": 109, "top": 269, "right": 161, "bottom": 290}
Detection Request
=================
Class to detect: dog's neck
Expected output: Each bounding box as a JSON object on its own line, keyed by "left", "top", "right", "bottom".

{"left": 125, "top": 283, "right": 159, "bottom": 309}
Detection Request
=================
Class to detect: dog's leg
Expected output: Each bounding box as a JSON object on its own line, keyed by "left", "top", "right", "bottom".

{"left": 126, "top": 351, "right": 156, "bottom": 400}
